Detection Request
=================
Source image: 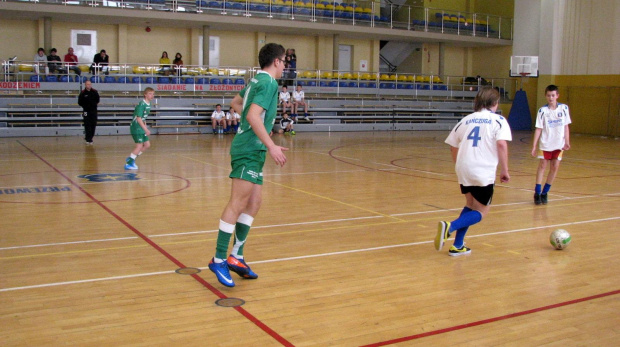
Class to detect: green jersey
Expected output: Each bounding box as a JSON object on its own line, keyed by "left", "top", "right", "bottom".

{"left": 130, "top": 100, "right": 151, "bottom": 134}
{"left": 230, "top": 71, "right": 279, "bottom": 156}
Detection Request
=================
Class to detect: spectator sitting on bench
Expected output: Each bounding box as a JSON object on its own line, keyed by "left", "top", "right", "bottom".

{"left": 292, "top": 85, "right": 310, "bottom": 121}
{"left": 47, "top": 48, "right": 66, "bottom": 76}
{"left": 63, "top": 47, "right": 82, "bottom": 77}
{"left": 226, "top": 107, "right": 240, "bottom": 134}
{"left": 90, "top": 49, "right": 109, "bottom": 75}
{"left": 211, "top": 104, "right": 227, "bottom": 134}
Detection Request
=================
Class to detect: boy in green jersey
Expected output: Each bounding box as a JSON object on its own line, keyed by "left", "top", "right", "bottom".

{"left": 209, "top": 43, "right": 289, "bottom": 287}
{"left": 125, "top": 87, "right": 155, "bottom": 170}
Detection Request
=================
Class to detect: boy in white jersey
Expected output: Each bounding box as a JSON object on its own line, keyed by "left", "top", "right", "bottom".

{"left": 435, "top": 87, "right": 511, "bottom": 256}
{"left": 292, "top": 85, "right": 310, "bottom": 121}
{"left": 208, "top": 43, "right": 289, "bottom": 287}
{"left": 531, "top": 85, "right": 571, "bottom": 205}
{"left": 279, "top": 85, "right": 292, "bottom": 114}
{"left": 211, "top": 104, "right": 227, "bottom": 134}
{"left": 226, "top": 108, "right": 240, "bottom": 134}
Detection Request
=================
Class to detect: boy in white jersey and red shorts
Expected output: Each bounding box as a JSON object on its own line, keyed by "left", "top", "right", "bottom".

{"left": 435, "top": 87, "right": 512, "bottom": 256}
{"left": 531, "top": 84, "right": 571, "bottom": 205}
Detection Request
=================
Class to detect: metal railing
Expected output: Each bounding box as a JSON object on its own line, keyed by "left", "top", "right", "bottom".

{"left": 2, "top": 0, "right": 513, "bottom": 40}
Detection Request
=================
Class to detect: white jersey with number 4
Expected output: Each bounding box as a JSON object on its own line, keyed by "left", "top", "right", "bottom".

{"left": 535, "top": 103, "right": 571, "bottom": 151}
{"left": 445, "top": 109, "right": 512, "bottom": 186}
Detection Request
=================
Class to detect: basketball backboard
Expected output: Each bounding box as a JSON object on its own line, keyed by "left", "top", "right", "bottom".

{"left": 510, "top": 56, "right": 539, "bottom": 77}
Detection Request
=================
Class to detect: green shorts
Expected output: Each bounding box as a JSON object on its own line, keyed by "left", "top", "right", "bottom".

{"left": 229, "top": 151, "right": 266, "bottom": 185}
{"left": 131, "top": 133, "right": 149, "bottom": 143}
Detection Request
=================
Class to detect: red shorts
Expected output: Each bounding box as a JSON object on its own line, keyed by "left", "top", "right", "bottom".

{"left": 537, "top": 149, "right": 563, "bottom": 161}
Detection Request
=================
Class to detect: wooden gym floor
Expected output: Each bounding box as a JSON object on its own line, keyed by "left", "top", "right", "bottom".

{"left": 0, "top": 131, "right": 619, "bottom": 346}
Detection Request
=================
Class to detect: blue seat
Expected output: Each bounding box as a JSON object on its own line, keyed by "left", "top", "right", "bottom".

{"left": 158, "top": 77, "right": 170, "bottom": 84}
{"left": 235, "top": 78, "right": 245, "bottom": 85}
{"left": 222, "top": 78, "right": 233, "bottom": 85}
{"left": 307, "top": 80, "right": 316, "bottom": 87}
{"left": 397, "top": 83, "right": 408, "bottom": 89}
{"left": 406, "top": 84, "right": 414, "bottom": 90}
{"left": 208, "top": 1, "right": 222, "bottom": 8}
{"left": 339, "top": 81, "right": 347, "bottom": 87}
{"left": 171, "top": 77, "right": 182, "bottom": 84}
{"left": 348, "top": 82, "right": 358, "bottom": 88}
{"left": 297, "top": 81, "right": 306, "bottom": 86}
{"left": 196, "top": 0, "right": 207, "bottom": 7}
{"left": 90, "top": 76, "right": 102, "bottom": 83}
{"left": 417, "top": 84, "right": 430, "bottom": 90}
{"left": 184, "top": 77, "right": 195, "bottom": 84}
{"left": 433, "top": 84, "right": 448, "bottom": 90}
{"left": 197, "top": 78, "right": 208, "bottom": 84}
{"left": 117, "top": 76, "right": 129, "bottom": 83}
{"left": 144, "top": 77, "right": 156, "bottom": 84}
{"left": 328, "top": 81, "right": 338, "bottom": 87}
{"left": 132, "top": 77, "right": 142, "bottom": 83}
{"left": 46, "top": 75, "right": 58, "bottom": 82}
{"left": 104, "top": 76, "right": 116, "bottom": 83}
{"left": 60, "top": 75, "right": 73, "bottom": 82}
{"left": 30, "top": 75, "right": 44, "bottom": 82}
{"left": 359, "top": 82, "right": 368, "bottom": 88}
{"left": 368, "top": 82, "right": 377, "bottom": 88}
{"left": 210, "top": 78, "right": 221, "bottom": 84}
{"left": 319, "top": 81, "right": 329, "bottom": 87}
{"left": 231, "top": 3, "right": 243, "bottom": 10}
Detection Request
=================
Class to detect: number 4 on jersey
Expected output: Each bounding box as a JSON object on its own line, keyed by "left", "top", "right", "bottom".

{"left": 467, "top": 126, "right": 481, "bottom": 147}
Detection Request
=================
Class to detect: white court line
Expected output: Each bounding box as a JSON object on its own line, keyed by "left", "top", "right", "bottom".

{"left": 3, "top": 193, "right": 618, "bottom": 250}
{"left": 2, "top": 215, "right": 619, "bottom": 293}
{"left": 152, "top": 215, "right": 384, "bottom": 238}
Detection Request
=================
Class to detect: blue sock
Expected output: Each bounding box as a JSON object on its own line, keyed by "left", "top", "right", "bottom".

{"left": 450, "top": 210, "right": 482, "bottom": 234}
{"left": 542, "top": 183, "right": 551, "bottom": 194}
{"left": 535, "top": 184, "right": 542, "bottom": 194}
{"left": 452, "top": 207, "right": 472, "bottom": 248}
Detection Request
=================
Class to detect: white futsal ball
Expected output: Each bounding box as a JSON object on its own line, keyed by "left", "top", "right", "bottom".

{"left": 550, "top": 229, "right": 571, "bottom": 250}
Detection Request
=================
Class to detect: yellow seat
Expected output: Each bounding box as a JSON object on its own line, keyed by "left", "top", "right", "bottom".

{"left": 351, "top": 72, "right": 359, "bottom": 79}
{"left": 422, "top": 76, "right": 431, "bottom": 83}
{"left": 321, "top": 71, "right": 333, "bottom": 79}
{"left": 342, "top": 73, "right": 353, "bottom": 80}
{"left": 387, "top": 74, "right": 396, "bottom": 81}
{"left": 325, "top": 4, "right": 334, "bottom": 10}
{"left": 406, "top": 75, "right": 414, "bottom": 82}
{"left": 333, "top": 72, "right": 342, "bottom": 79}
{"left": 361, "top": 73, "right": 372, "bottom": 80}
{"left": 18, "top": 64, "right": 34, "bottom": 72}
{"left": 316, "top": 3, "right": 325, "bottom": 9}
{"left": 79, "top": 65, "right": 90, "bottom": 72}
{"left": 397, "top": 75, "right": 408, "bottom": 82}
{"left": 132, "top": 66, "right": 146, "bottom": 74}
{"left": 432, "top": 76, "right": 443, "bottom": 83}
{"left": 354, "top": 7, "right": 363, "bottom": 13}
{"left": 335, "top": 5, "right": 345, "bottom": 11}
{"left": 379, "top": 74, "right": 390, "bottom": 81}
{"left": 208, "top": 68, "right": 218, "bottom": 75}
{"left": 363, "top": 7, "right": 372, "bottom": 14}
{"left": 415, "top": 75, "right": 424, "bottom": 82}
{"left": 344, "top": 5, "right": 353, "bottom": 12}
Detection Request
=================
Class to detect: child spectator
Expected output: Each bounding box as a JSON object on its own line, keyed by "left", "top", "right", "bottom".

{"left": 173, "top": 52, "right": 184, "bottom": 76}
{"left": 159, "top": 51, "right": 171, "bottom": 75}
{"left": 47, "top": 48, "right": 64, "bottom": 75}
{"left": 211, "top": 104, "right": 227, "bottom": 134}
{"left": 226, "top": 108, "right": 240, "bottom": 134}
{"left": 531, "top": 84, "right": 571, "bottom": 205}
{"left": 279, "top": 85, "right": 292, "bottom": 114}
{"left": 292, "top": 85, "right": 310, "bottom": 121}
{"left": 278, "top": 113, "right": 295, "bottom": 135}
{"left": 33, "top": 48, "right": 48, "bottom": 75}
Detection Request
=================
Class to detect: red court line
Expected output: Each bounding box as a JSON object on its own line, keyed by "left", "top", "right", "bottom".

{"left": 360, "top": 289, "right": 620, "bottom": 347}
{"left": 17, "top": 140, "right": 294, "bottom": 347}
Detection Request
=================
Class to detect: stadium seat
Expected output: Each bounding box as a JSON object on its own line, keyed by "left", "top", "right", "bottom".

{"left": 131, "top": 77, "right": 141, "bottom": 83}
{"left": 348, "top": 82, "right": 358, "bottom": 88}
{"left": 210, "top": 78, "right": 221, "bottom": 84}
{"left": 367, "top": 82, "right": 377, "bottom": 88}
{"left": 144, "top": 77, "right": 156, "bottom": 84}
{"left": 46, "top": 75, "right": 58, "bottom": 82}
{"left": 30, "top": 75, "right": 44, "bottom": 82}
{"left": 197, "top": 78, "right": 208, "bottom": 84}
{"left": 297, "top": 81, "right": 306, "bottom": 86}
{"left": 59, "top": 75, "right": 74, "bottom": 83}
{"left": 328, "top": 81, "right": 338, "bottom": 87}
{"left": 319, "top": 81, "right": 329, "bottom": 87}
{"left": 158, "top": 77, "right": 170, "bottom": 84}
{"left": 184, "top": 77, "right": 195, "bottom": 84}
{"left": 171, "top": 77, "right": 182, "bottom": 84}
{"left": 235, "top": 78, "right": 245, "bottom": 85}
{"left": 339, "top": 81, "right": 347, "bottom": 87}
{"left": 307, "top": 81, "right": 316, "bottom": 86}
{"left": 104, "top": 76, "right": 116, "bottom": 83}
{"left": 222, "top": 78, "right": 233, "bottom": 85}
{"left": 359, "top": 82, "right": 368, "bottom": 88}
{"left": 90, "top": 76, "right": 102, "bottom": 83}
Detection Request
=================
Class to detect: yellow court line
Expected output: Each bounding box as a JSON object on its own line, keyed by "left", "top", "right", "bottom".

{"left": 179, "top": 153, "right": 405, "bottom": 222}
{"left": 266, "top": 180, "right": 406, "bottom": 222}
{"left": 507, "top": 250, "right": 521, "bottom": 255}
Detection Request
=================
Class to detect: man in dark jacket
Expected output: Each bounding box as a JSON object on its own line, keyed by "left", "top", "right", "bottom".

{"left": 78, "top": 80, "right": 100, "bottom": 144}
{"left": 90, "top": 49, "right": 109, "bottom": 75}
